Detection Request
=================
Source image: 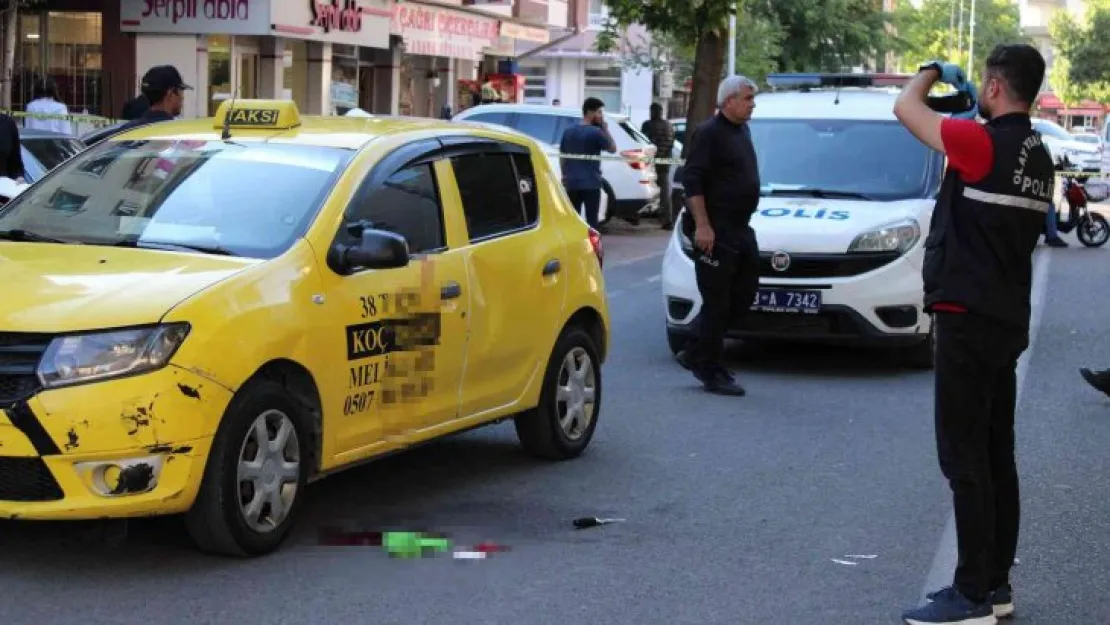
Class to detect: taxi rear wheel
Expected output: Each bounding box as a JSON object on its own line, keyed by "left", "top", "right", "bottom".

{"left": 514, "top": 326, "right": 601, "bottom": 460}
{"left": 185, "top": 380, "right": 310, "bottom": 557}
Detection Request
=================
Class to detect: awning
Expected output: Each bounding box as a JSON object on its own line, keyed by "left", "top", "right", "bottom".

{"left": 1037, "top": 93, "right": 1109, "bottom": 113}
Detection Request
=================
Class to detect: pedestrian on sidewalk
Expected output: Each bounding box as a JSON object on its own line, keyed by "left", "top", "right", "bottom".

{"left": 558, "top": 97, "right": 616, "bottom": 230}
{"left": 674, "top": 75, "right": 760, "bottom": 397}
{"left": 24, "top": 78, "right": 70, "bottom": 135}
{"left": 893, "top": 44, "right": 1053, "bottom": 625}
{"left": 641, "top": 102, "right": 677, "bottom": 229}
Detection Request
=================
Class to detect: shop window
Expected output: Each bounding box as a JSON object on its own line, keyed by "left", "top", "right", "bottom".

{"left": 584, "top": 66, "right": 622, "bottom": 113}
{"left": 520, "top": 64, "right": 546, "bottom": 105}
{"left": 13, "top": 11, "right": 102, "bottom": 115}
{"left": 332, "top": 44, "right": 359, "bottom": 114}
{"left": 209, "top": 35, "right": 232, "bottom": 117}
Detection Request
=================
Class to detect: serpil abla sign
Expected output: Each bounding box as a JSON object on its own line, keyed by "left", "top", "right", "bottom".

{"left": 310, "top": 0, "right": 364, "bottom": 32}
{"left": 120, "top": 0, "right": 272, "bottom": 34}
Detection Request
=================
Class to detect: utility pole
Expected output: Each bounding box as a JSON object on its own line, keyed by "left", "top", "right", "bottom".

{"left": 957, "top": 0, "right": 965, "bottom": 57}
{"left": 967, "top": 0, "right": 977, "bottom": 81}
{"left": 727, "top": 5, "right": 737, "bottom": 76}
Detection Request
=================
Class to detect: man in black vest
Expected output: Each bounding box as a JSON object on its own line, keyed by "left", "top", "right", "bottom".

{"left": 894, "top": 44, "right": 1053, "bottom": 625}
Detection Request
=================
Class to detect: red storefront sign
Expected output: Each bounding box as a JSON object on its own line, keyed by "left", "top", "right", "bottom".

{"left": 310, "top": 0, "right": 364, "bottom": 33}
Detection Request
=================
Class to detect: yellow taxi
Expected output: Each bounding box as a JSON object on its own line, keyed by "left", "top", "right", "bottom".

{"left": 0, "top": 99, "right": 609, "bottom": 556}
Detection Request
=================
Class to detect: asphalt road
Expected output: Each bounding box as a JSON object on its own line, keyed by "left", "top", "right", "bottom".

{"left": 3, "top": 222, "right": 1110, "bottom": 625}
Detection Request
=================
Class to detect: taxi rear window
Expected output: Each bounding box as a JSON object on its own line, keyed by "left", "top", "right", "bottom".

{"left": 0, "top": 138, "right": 353, "bottom": 259}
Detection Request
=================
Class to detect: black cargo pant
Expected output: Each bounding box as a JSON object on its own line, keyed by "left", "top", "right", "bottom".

{"left": 686, "top": 226, "right": 760, "bottom": 374}
{"left": 933, "top": 311, "right": 1029, "bottom": 603}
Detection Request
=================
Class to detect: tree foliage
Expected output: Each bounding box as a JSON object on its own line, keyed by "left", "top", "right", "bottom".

{"left": 598, "top": 0, "right": 890, "bottom": 152}
{"left": 1050, "top": 0, "right": 1110, "bottom": 104}
{"left": 889, "top": 0, "right": 1026, "bottom": 83}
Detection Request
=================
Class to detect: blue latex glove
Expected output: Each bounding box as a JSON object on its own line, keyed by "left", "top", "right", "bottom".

{"left": 920, "top": 60, "right": 966, "bottom": 86}
{"left": 951, "top": 81, "right": 980, "bottom": 120}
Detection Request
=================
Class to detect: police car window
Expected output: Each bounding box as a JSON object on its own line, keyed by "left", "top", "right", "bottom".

{"left": 347, "top": 164, "right": 445, "bottom": 254}
{"left": 748, "top": 119, "right": 938, "bottom": 201}
{"left": 514, "top": 114, "right": 561, "bottom": 145}
{"left": 451, "top": 152, "right": 530, "bottom": 241}
{"left": 0, "top": 139, "right": 352, "bottom": 259}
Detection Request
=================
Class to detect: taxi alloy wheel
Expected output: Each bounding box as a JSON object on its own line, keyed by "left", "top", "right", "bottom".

{"left": 514, "top": 326, "right": 602, "bottom": 460}
{"left": 236, "top": 410, "right": 301, "bottom": 534}
{"left": 185, "top": 380, "right": 310, "bottom": 557}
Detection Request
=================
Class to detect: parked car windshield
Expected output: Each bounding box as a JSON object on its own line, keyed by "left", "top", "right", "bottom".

{"left": 0, "top": 138, "right": 353, "bottom": 259}
{"left": 1032, "top": 119, "right": 1073, "bottom": 141}
{"left": 23, "top": 137, "right": 84, "bottom": 171}
{"left": 749, "top": 119, "right": 941, "bottom": 201}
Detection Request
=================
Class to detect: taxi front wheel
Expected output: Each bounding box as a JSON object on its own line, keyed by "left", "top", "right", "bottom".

{"left": 514, "top": 326, "right": 602, "bottom": 460}
{"left": 184, "top": 380, "right": 310, "bottom": 557}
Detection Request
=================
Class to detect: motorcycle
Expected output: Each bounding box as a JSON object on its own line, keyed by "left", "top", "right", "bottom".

{"left": 1056, "top": 176, "right": 1110, "bottom": 248}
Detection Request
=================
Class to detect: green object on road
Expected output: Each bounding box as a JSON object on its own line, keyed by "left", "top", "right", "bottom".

{"left": 382, "top": 531, "right": 451, "bottom": 558}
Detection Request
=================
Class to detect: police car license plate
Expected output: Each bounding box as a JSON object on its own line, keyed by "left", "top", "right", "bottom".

{"left": 751, "top": 289, "right": 821, "bottom": 314}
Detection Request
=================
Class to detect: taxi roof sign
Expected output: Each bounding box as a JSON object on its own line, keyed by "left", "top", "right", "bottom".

{"left": 213, "top": 99, "right": 301, "bottom": 131}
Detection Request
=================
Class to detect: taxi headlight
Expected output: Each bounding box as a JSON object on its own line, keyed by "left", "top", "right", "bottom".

{"left": 37, "top": 323, "right": 191, "bottom": 389}
{"left": 847, "top": 219, "right": 921, "bottom": 254}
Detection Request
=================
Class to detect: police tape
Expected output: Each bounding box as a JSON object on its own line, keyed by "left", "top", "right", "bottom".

{"left": 552, "top": 151, "right": 1110, "bottom": 180}
{"left": 1, "top": 109, "right": 119, "bottom": 127}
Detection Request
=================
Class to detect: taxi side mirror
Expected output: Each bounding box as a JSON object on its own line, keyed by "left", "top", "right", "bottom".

{"left": 336, "top": 228, "right": 410, "bottom": 273}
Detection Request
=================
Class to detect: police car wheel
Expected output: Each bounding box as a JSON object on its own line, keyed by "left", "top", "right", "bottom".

{"left": 514, "top": 325, "right": 601, "bottom": 460}
{"left": 185, "top": 380, "right": 310, "bottom": 557}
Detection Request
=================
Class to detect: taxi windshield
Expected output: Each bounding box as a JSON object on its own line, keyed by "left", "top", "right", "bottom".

{"left": 0, "top": 138, "right": 353, "bottom": 259}
{"left": 750, "top": 119, "right": 942, "bottom": 202}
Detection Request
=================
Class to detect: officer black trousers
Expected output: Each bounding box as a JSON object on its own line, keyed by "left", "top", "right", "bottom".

{"left": 933, "top": 312, "right": 1029, "bottom": 603}
{"left": 687, "top": 227, "right": 760, "bottom": 373}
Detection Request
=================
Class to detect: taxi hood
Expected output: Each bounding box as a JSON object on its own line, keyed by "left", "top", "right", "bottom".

{"left": 0, "top": 244, "right": 258, "bottom": 332}
{"left": 751, "top": 197, "right": 933, "bottom": 253}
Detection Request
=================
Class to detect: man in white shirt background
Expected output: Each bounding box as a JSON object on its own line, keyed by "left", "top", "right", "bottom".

{"left": 24, "top": 78, "right": 70, "bottom": 135}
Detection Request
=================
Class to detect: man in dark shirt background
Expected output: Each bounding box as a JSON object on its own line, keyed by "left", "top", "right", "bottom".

{"left": 641, "top": 102, "right": 676, "bottom": 229}
{"left": 0, "top": 112, "right": 25, "bottom": 182}
{"left": 676, "top": 75, "right": 761, "bottom": 397}
{"left": 120, "top": 93, "right": 149, "bottom": 121}
{"left": 559, "top": 97, "right": 616, "bottom": 229}
{"left": 115, "top": 65, "right": 191, "bottom": 135}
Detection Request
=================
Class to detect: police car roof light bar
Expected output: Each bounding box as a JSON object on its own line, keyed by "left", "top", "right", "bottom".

{"left": 765, "top": 72, "right": 913, "bottom": 90}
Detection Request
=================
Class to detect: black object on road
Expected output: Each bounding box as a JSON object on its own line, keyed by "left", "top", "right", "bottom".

{"left": 573, "top": 516, "right": 626, "bottom": 529}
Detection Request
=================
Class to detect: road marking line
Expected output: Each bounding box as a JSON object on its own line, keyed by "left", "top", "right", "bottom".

{"left": 919, "top": 247, "right": 1053, "bottom": 602}
{"left": 606, "top": 251, "right": 664, "bottom": 268}
{"left": 607, "top": 274, "right": 661, "bottom": 299}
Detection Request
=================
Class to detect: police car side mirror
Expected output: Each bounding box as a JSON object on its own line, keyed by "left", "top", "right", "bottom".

{"left": 336, "top": 228, "right": 410, "bottom": 273}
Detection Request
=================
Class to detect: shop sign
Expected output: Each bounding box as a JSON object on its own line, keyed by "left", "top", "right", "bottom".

{"left": 271, "top": 0, "right": 392, "bottom": 48}
{"left": 500, "top": 22, "right": 549, "bottom": 44}
{"left": 391, "top": 2, "right": 500, "bottom": 61}
{"left": 120, "top": 0, "right": 271, "bottom": 35}
{"left": 310, "top": 0, "right": 363, "bottom": 33}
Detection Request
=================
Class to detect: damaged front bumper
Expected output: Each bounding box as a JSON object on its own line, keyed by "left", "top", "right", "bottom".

{"left": 0, "top": 365, "right": 231, "bottom": 520}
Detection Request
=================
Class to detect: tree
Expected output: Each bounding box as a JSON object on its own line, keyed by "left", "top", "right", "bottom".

{"left": 1051, "top": 0, "right": 1110, "bottom": 103}
{"left": 1, "top": 0, "right": 43, "bottom": 109}
{"left": 598, "top": 0, "right": 889, "bottom": 153}
{"left": 597, "top": 0, "right": 735, "bottom": 154}
{"left": 889, "top": 0, "right": 1026, "bottom": 83}
{"left": 751, "top": 0, "right": 890, "bottom": 72}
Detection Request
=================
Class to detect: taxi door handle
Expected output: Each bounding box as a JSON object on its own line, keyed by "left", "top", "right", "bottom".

{"left": 441, "top": 281, "right": 462, "bottom": 300}
{"left": 542, "top": 259, "right": 561, "bottom": 276}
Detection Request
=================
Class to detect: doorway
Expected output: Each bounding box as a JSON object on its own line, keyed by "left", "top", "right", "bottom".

{"left": 238, "top": 51, "right": 258, "bottom": 100}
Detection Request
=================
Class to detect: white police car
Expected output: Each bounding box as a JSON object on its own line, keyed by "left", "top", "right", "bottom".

{"left": 661, "top": 73, "right": 946, "bottom": 369}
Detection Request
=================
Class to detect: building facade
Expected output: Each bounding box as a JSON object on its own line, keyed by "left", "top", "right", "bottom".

{"left": 5, "top": 0, "right": 556, "bottom": 124}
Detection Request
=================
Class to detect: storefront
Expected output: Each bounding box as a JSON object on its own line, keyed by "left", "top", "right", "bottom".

{"left": 119, "top": 0, "right": 394, "bottom": 117}
{"left": 8, "top": 0, "right": 134, "bottom": 122}
{"left": 390, "top": 0, "right": 548, "bottom": 118}
{"left": 1036, "top": 93, "right": 1110, "bottom": 132}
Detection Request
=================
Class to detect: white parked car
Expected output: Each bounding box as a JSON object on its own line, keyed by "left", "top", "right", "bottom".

{"left": 661, "top": 73, "right": 952, "bottom": 369}
{"left": 1071, "top": 131, "right": 1103, "bottom": 152}
{"left": 453, "top": 104, "right": 660, "bottom": 225}
{"left": 1032, "top": 118, "right": 1101, "bottom": 171}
